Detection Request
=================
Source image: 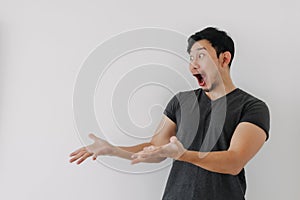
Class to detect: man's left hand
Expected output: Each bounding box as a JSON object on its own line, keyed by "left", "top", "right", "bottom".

{"left": 131, "top": 136, "right": 186, "bottom": 164}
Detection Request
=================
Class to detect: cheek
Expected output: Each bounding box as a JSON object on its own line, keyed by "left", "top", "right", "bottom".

{"left": 206, "top": 67, "right": 219, "bottom": 82}
{"left": 200, "top": 58, "right": 211, "bottom": 70}
{"left": 188, "top": 64, "right": 194, "bottom": 73}
{"left": 207, "top": 58, "right": 220, "bottom": 72}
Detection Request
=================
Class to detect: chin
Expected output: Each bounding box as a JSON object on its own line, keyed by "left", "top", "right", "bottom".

{"left": 201, "top": 84, "right": 214, "bottom": 92}
{"left": 203, "top": 88, "right": 211, "bottom": 92}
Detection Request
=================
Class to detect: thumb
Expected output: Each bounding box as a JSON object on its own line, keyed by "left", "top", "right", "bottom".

{"left": 88, "top": 133, "right": 98, "bottom": 141}
{"left": 170, "top": 136, "right": 178, "bottom": 143}
{"left": 92, "top": 154, "right": 97, "bottom": 160}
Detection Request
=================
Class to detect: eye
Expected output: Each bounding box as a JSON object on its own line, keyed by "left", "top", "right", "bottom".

{"left": 198, "top": 53, "right": 205, "bottom": 59}
{"left": 189, "top": 55, "right": 194, "bottom": 62}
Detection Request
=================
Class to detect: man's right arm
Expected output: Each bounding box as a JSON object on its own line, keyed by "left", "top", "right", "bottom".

{"left": 116, "top": 115, "right": 177, "bottom": 161}
{"left": 69, "top": 115, "right": 176, "bottom": 164}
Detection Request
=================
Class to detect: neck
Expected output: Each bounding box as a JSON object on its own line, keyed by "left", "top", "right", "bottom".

{"left": 205, "top": 73, "right": 236, "bottom": 100}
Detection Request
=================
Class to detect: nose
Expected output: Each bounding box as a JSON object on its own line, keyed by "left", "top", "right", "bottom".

{"left": 190, "top": 59, "right": 200, "bottom": 69}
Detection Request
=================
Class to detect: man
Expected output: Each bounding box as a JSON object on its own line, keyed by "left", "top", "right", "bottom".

{"left": 69, "top": 27, "right": 270, "bottom": 200}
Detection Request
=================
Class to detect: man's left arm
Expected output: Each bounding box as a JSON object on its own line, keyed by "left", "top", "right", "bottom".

{"left": 132, "top": 121, "right": 267, "bottom": 175}
{"left": 178, "top": 122, "right": 267, "bottom": 175}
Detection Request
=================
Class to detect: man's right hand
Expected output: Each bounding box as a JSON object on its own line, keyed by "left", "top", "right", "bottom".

{"left": 69, "top": 133, "right": 116, "bottom": 165}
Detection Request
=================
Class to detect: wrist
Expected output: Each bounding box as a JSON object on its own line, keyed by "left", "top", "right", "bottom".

{"left": 109, "top": 146, "right": 119, "bottom": 156}
{"left": 176, "top": 149, "right": 188, "bottom": 161}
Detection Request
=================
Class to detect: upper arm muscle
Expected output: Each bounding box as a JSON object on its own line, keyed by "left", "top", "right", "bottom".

{"left": 150, "top": 115, "right": 177, "bottom": 146}
{"left": 228, "top": 122, "right": 267, "bottom": 168}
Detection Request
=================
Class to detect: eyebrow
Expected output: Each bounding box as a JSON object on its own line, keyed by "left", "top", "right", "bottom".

{"left": 190, "top": 47, "right": 207, "bottom": 54}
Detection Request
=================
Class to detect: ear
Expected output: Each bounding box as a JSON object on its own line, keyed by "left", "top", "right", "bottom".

{"left": 221, "top": 51, "right": 231, "bottom": 68}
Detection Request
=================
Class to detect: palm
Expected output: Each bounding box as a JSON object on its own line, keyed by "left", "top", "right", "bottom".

{"left": 160, "top": 142, "right": 181, "bottom": 158}
{"left": 69, "top": 133, "right": 114, "bottom": 164}
{"left": 86, "top": 134, "right": 114, "bottom": 156}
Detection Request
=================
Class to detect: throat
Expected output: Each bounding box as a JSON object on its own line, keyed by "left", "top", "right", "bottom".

{"left": 205, "top": 85, "right": 237, "bottom": 100}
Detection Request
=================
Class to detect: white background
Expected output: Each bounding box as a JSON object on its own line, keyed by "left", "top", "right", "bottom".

{"left": 0, "top": 0, "right": 299, "bottom": 199}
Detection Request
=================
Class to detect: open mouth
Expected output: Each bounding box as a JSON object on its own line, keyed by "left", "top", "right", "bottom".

{"left": 193, "top": 73, "right": 206, "bottom": 86}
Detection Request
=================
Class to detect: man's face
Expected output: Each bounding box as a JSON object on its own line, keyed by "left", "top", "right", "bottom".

{"left": 189, "top": 39, "right": 222, "bottom": 92}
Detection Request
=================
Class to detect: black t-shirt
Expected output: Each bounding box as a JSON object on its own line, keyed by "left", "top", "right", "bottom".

{"left": 162, "top": 88, "right": 270, "bottom": 200}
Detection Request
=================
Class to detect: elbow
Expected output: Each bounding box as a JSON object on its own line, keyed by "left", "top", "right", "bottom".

{"left": 227, "top": 152, "right": 245, "bottom": 175}
{"left": 229, "top": 167, "right": 243, "bottom": 176}
{"left": 228, "top": 160, "right": 245, "bottom": 175}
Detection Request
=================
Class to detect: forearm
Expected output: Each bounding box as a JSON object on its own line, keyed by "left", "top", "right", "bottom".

{"left": 115, "top": 143, "right": 167, "bottom": 163}
{"left": 114, "top": 143, "right": 151, "bottom": 160}
{"left": 178, "top": 150, "right": 243, "bottom": 175}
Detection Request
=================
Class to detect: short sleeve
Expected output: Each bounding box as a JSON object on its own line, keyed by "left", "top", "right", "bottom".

{"left": 163, "top": 93, "right": 180, "bottom": 124}
{"left": 240, "top": 100, "right": 270, "bottom": 141}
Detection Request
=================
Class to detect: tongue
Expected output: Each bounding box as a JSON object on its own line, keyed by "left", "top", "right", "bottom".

{"left": 197, "top": 75, "right": 206, "bottom": 86}
{"left": 194, "top": 74, "right": 206, "bottom": 87}
{"left": 199, "top": 78, "right": 206, "bottom": 86}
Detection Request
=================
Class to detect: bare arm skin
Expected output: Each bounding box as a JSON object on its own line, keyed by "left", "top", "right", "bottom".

{"left": 132, "top": 121, "right": 266, "bottom": 175}
{"left": 69, "top": 115, "right": 176, "bottom": 164}
{"left": 178, "top": 122, "right": 266, "bottom": 175}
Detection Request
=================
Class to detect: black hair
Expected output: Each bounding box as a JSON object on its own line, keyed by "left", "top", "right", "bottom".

{"left": 187, "top": 27, "right": 235, "bottom": 67}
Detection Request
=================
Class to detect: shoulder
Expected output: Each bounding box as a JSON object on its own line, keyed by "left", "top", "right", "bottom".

{"left": 234, "top": 88, "right": 269, "bottom": 108}
{"left": 236, "top": 89, "right": 270, "bottom": 140}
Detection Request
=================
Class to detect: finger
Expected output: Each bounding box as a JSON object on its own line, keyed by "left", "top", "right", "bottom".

{"left": 92, "top": 154, "right": 97, "bottom": 160}
{"left": 69, "top": 147, "right": 85, "bottom": 156}
{"left": 131, "top": 152, "right": 142, "bottom": 159}
{"left": 69, "top": 151, "right": 86, "bottom": 163}
{"left": 131, "top": 154, "right": 137, "bottom": 159}
{"left": 136, "top": 150, "right": 162, "bottom": 160}
{"left": 143, "top": 145, "right": 156, "bottom": 152}
{"left": 131, "top": 159, "right": 140, "bottom": 164}
{"left": 154, "top": 146, "right": 168, "bottom": 157}
{"left": 77, "top": 152, "right": 92, "bottom": 165}
{"left": 131, "top": 149, "right": 146, "bottom": 159}
{"left": 147, "top": 146, "right": 162, "bottom": 154}
{"left": 143, "top": 146, "right": 148, "bottom": 151}
{"left": 147, "top": 149, "right": 162, "bottom": 158}
{"left": 131, "top": 152, "right": 146, "bottom": 160}
{"left": 131, "top": 156, "right": 145, "bottom": 164}
{"left": 131, "top": 151, "right": 163, "bottom": 164}
{"left": 88, "top": 133, "right": 98, "bottom": 141}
